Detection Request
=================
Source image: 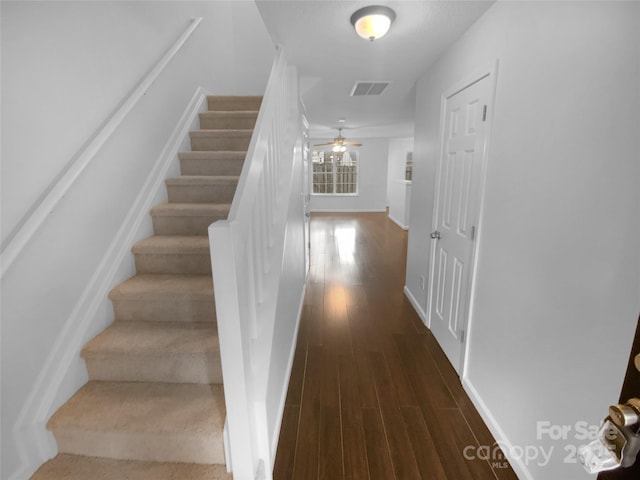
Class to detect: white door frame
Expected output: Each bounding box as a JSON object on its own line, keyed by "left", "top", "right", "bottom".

{"left": 426, "top": 60, "right": 499, "bottom": 377}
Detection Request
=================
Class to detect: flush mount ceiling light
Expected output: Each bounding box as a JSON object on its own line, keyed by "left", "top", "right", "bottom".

{"left": 350, "top": 5, "right": 396, "bottom": 41}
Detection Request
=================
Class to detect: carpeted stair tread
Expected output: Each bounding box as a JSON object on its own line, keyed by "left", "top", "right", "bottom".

{"left": 31, "top": 454, "right": 232, "bottom": 480}
{"left": 190, "top": 129, "right": 253, "bottom": 138}
{"left": 81, "top": 322, "right": 222, "bottom": 384}
{"left": 200, "top": 110, "right": 258, "bottom": 117}
{"left": 150, "top": 202, "right": 231, "bottom": 216}
{"left": 109, "top": 274, "right": 212, "bottom": 300}
{"left": 82, "top": 321, "right": 219, "bottom": 357}
{"left": 47, "top": 381, "right": 226, "bottom": 464}
{"left": 178, "top": 151, "right": 246, "bottom": 176}
{"left": 178, "top": 151, "right": 246, "bottom": 161}
{"left": 48, "top": 381, "right": 225, "bottom": 435}
{"left": 199, "top": 110, "right": 258, "bottom": 129}
{"left": 166, "top": 176, "right": 240, "bottom": 186}
{"left": 165, "top": 177, "right": 239, "bottom": 204}
{"left": 132, "top": 235, "right": 209, "bottom": 255}
{"left": 207, "top": 95, "right": 262, "bottom": 111}
{"left": 189, "top": 130, "right": 252, "bottom": 152}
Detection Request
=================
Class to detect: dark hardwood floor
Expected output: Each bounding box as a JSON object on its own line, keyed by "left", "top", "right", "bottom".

{"left": 273, "top": 212, "right": 518, "bottom": 480}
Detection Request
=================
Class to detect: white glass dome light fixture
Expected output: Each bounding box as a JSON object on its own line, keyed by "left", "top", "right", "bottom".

{"left": 350, "top": 5, "right": 396, "bottom": 41}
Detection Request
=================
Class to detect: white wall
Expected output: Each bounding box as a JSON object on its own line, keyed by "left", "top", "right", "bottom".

{"left": 405, "top": 2, "right": 640, "bottom": 479}
{"left": 1, "top": 1, "right": 271, "bottom": 245}
{"left": 0, "top": 2, "right": 274, "bottom": 479}
{"left": 386, "top": 137, "right": 414, "bottom": 202}
{"left": 387, "top": 137, "right": 414, "bottom": 228}
{"left": 309, "top": 137, "right": 389, "bottom": 212}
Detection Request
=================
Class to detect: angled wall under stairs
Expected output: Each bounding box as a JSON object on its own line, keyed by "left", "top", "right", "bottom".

{"left": 31, "top": 96, "right": 262, "bottom": 479}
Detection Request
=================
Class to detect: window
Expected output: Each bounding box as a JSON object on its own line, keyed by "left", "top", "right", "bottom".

{"left": 405, "top": 151, "right": 413, "bottom": 181}
{"left": 312, "top": 150, "right": 358, "bottom": 194}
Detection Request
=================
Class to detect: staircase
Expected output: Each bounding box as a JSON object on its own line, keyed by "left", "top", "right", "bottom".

{"left": 31, "top": 96, "right": 262, "bottom": 480}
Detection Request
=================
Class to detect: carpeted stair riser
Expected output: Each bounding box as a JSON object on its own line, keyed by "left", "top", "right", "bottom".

{"left": 166, "top": 176, "right": 239, "bottom": 204}
{"left": 47, "top": 382, "right": 226, "bottom": 464}
{"left": 30, "top": 454, "right": 232, "bottom": 480}
{"left": 132, "top": 236, "right": 211, "bottom": 275}
{"left": 207, "top": 95, "right": 262, "bottom": 111}
{"left": 150, "top": 203, "right": 230, "bottom": 236}
{"left": 151, "top": 215, "right": 219, "bottom": 237}
{"left": 189, "top": 130, "right": 252, "bottom": 151}
{"left": 199, "top": 111, "right": 258, "bottom": 130}
{"left": 111, "top": 296, "right": 215, "bottom": 323}
{"left": 82, "top": 322, "right": 222, "bottom": 384}
{"left": 109, "top": 275, "right": 215, "bottom": 323}
{"left": 179, "top": 151, "right": 246, "bottom": 176}
{"left": 134, "top": 252, "right": 211, "bottom": 275}
{"left": 84, "top": 349, "right": 222, "bottom": 384}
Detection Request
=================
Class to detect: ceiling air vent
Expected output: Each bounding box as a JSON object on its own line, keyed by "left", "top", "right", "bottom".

{"left": 350, "top": 81, "right": 390, "bottom": 96}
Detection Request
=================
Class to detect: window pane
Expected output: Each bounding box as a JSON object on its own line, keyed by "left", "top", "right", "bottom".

{"left": 336, "top": 152, "right": 357, "bottom": 194}
{"left": 312, "top": 151, "right": 334, "bottom": 194}
{"left": 311, "top": 150, "right": 358, "bottom": 195}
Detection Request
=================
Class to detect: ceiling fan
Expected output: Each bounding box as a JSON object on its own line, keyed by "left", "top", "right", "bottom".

{"left": 313, "top": 128, "right": 362, "bottom": 152}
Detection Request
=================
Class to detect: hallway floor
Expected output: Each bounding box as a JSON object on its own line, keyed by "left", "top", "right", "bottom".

{"left": 273, "top": 212, "right": 518, "bottom": 480}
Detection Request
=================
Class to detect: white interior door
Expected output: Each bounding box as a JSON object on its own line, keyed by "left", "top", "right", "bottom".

{"left": 428, "top": 73, "right": 492, "bottom": 374}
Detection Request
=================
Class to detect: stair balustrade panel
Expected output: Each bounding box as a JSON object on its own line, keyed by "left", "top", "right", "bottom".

{"left": 209, "top": 49, "right": 300, "bottom": 479}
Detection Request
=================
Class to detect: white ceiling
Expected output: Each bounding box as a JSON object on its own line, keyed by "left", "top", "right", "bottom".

{"left": 256, "top": 0, "right": 494, "bottom": 139}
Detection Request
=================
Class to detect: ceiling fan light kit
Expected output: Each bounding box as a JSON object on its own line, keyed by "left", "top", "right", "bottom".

{"left": 350, "top": 5, "right": 396, "bottom": 41}
{"left": 314, "top": 128, "right": 363, "bottom": 150}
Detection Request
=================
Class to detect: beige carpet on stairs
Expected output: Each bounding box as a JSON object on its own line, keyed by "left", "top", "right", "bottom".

{"left": 30, "top": 454, "right": 232, "bottom": 480}
{"left": 31, "top": 96, "right": 262, "bottom": 480}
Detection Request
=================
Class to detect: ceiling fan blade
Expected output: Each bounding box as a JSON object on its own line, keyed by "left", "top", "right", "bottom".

{"left": 314, "top": 127, "right": 364, "bottom": 148}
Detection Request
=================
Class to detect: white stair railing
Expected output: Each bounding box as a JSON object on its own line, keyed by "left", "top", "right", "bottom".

{"left": 209, "top": 48, "right": 300, "bottom": 480}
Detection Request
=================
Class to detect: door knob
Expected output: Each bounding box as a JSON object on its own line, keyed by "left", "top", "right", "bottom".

{"left": 430, "top": 230, "right": 441, "bottom": 240}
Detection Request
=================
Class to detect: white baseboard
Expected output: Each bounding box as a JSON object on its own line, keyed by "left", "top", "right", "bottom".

{"left": 269, "top": 282, "right": 306, "bottom": 466}
{"left": 403, "top": 285, "right": 428, "bottom": 327}
{"left": 309, "top": 208, "right": 387, "bottom": 213}
{"left": 462, "top": 377, "right": 534, "bottom": 480}
{"left": 10, "top": 86, "right": 210, "bottom": 480}
{"left": 255, "top": 460, "right": 266, "bottom": 480}
{"left": 223, "top": 418, "right": 232, "bottom": 473}
{"left": 388, "top": 213, "right": 409, "bottom": 230}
